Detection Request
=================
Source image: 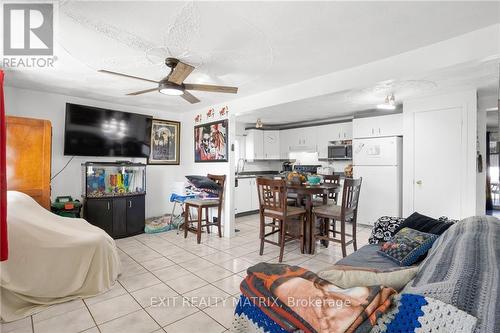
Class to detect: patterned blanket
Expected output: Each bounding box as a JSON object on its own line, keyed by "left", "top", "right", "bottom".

{"left": 402, "top": 216, "right": 500, "bottom": 333}
{"left": 233, "top": 263, "right": 396, "bottom": 333}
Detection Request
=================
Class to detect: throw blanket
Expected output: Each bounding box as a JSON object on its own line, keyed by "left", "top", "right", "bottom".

{"left": 235, "top": 263, "right": 396, "bottom": 333}
{"left": 403, "top": 216, "right": 500, "bottom": 333}
{"left": 371, "top": 294, "right": 476, "bottom": 333}
{"left": 1, "top": 191, "right": 121, "bottom": 322}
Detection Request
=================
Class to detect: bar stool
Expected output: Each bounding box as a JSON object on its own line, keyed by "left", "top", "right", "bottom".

{"left": 256, "top": 177, "right": 306, "bottom": 262}
{"left": 184, "top": 174, "right": 226, "bottom": 244}
{"left": 312, "top": 178, "right": 362, "bottom": 257}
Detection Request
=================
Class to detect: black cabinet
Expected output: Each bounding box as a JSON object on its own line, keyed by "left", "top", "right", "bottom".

{"left": 84, "top": 194, "right": 145, "bottom": 239}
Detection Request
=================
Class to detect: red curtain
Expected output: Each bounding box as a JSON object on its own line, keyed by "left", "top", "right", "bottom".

{"left": 0, "top": 70, "right": 7, "bottom": 261}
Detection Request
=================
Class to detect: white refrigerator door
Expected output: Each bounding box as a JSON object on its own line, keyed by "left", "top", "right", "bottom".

{"left": 353, "top": 137, "right": 402, "bottom": 166}
{"left": 353, "top": 165, "right": 401, "bottom": 226}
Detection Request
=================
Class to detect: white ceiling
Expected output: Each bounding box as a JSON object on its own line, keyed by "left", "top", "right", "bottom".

{"left": 237, "top": 58, "right": 500, "bottom": 125}
{"left": 4, "top": 1, "right": 500, "bottom": 113}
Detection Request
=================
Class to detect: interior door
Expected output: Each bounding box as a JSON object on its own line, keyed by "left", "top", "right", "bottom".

{"left": 413, "top": 107, "right": 462, "bottom": 218}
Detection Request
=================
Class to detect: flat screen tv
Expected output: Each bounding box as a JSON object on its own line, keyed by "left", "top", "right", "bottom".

{"left": 64, "top": 103, "right": 152, "bottom": 157}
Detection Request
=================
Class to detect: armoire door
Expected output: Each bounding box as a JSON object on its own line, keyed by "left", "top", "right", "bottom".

{"left": 413, "top": 107, "right": 463, "bottom": 218}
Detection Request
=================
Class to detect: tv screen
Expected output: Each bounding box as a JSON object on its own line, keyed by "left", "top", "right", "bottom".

{"left": 64, "top": 103, "right": 152, "bottom": 157}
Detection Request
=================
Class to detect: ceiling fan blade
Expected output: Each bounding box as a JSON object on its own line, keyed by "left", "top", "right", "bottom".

{"left": 180, "top": 91, "right": 200, "bottom": 104}
{"left": 184, "top": 83, "right": 238, "bottom": 94}
{"left": 126, "top": 88, "right": 158, "bottom": 96}
{"left": 98, "top": 70, "right": 158, "bottom": 84}
{"left": 167, "top": 61, "right": 195, "bottom": 85}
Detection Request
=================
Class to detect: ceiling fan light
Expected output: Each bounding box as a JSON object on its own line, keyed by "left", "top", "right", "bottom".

{"left": 159, "top": 82, "right": 184, "bottom": 96}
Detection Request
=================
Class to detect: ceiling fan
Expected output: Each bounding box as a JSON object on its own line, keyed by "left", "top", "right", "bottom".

{"left": 98, "top": 57, "right": 238, "bottom": 104}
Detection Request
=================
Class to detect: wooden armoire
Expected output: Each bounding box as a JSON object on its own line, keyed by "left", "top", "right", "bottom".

{"left": 6, "top": 116, "right": 52, "bottom": 209}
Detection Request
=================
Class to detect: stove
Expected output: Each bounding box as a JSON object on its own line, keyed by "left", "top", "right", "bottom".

{"left": 293, "top": 164, "right": 321, "bottom": 174}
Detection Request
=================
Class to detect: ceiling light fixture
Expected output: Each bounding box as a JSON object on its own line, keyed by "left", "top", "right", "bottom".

{"left": 158, "top": 81, "right": 184, "bottom": 96}
{"left": 255, "top": 119, "right": 263, "bottom": 128}
{"left": 377, "top": 94, "right": 396, "bottom": 110}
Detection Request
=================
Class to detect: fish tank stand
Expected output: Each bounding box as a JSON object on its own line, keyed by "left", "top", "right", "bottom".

{"left": 82, "top": 162, "right": 146, "bottom": 238}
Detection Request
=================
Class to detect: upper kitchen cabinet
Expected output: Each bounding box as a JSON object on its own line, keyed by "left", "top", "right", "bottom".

{"left": 245, "top": 129, "right": 280, "bottom": 160}
{"left": 245, "top": 129, "right": 264, "bottom": 160}
{"left": 352, "top": 113, "right": 402, "bottom": 139}
{"left": 287, "top": 127, "right": 317, "bottom": 149}
{"left": 317, "top": 122, "right": 352, "bottom": 158}
{"left": 263, "top": 130, "right": 280, "bottom": 159}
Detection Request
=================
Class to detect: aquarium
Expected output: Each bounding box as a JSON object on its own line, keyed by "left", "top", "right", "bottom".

{"left": 82, "top": 162, "right": 146, "bottom": 198}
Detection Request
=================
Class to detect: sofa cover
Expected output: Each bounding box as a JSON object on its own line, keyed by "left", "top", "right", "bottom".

{"left": 0, "top": 191, "right": 121, "bottom": 322}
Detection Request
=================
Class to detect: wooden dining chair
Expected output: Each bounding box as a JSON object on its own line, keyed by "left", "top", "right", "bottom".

{"left": 184, "top": 174, "right": 226, "bottom": 244}
{"left": 311, "top": 178, "right": 362, "bottom": 257}
{"left": 256, "top": 177, "right": 306, "bottom": 262}
{"left": 312, "top": 174, "right": 341, "bottom": 206}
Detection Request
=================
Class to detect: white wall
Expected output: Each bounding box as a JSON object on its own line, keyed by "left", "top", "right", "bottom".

{"left": 4, "top": 86, "right": 184, "bottom": 218}
{"left": 180, "top": 110, "right": 235, "bottom": 238}
{"left": 402, "top": 89, "right": 479, "bottom": 219}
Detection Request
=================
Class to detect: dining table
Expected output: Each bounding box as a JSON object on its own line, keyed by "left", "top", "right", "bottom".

{"left": 286, "top": 182, "right": 341, "bottom": 254}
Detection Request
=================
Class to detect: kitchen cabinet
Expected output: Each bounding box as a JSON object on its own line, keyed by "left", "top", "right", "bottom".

{"left": 84, "top": 195, "right": 145, "bottom": 238}
{"left": 263, "top": 130, "right": 280, "bottom": 159}
{"left": 316, "top": 122, "right": 353, "bottom": 158}
{"left": 353, "top": 114, "right": 402, "bottom": 139}
{"left": 287, "top": 127, "right": 317, "bottom": 150}
{"left": 245, "top": 129, "right": 264, "bottom": 160}
{"left": 235, "top": 178, "right": 259, "bottom": 214}
{"left": 246, "top": 129, "right": 280, "bottom": 160}
{"left": 279, "top": 129, "right": 293, "bottom": 159}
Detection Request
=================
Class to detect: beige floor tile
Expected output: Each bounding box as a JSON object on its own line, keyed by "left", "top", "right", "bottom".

{"left": 98, "top": 309, "right": 160, "bottom": 333}
{"left": 217, "top": 258, "right": 253, "bottom": 274}
{"left": 119, "top": 271, "right": 162, "bottom": 292}
{"left": 183, "top": 284, "right": 230, "bottom": 309}
{"left": 202, "top": 252, "right": 235, "bottom": 264}
{"left": 84, "top": 282, "right": 127, "bottom": 305}
{"left": 0, "top": 317, "right": 33, "bottom": 333}
{"left": 145, "top": 296, "right": 198, "bottom": 327}
{"left": 163, "top": 311, "right": 225, "bottom": 333}
{"left": 88, "top": 293, "right": 141, "bottom": 324}
{"left": 178, "top": 257, "right": 214, "bottom": 272}
{"left": 195, "top": 265, "right": 234, "bottom": 283}
{"left": 32, "top": 299, "right": 84, "bottom": 322}
{"left": 166, "top": 273, "right": 208, "bottom": 294}
{"left": 119, "top": 261, "right": 148, "bottom": 278}
{"left": 166, "top": 251, "right": 199, "bottom": 264}
{"left": 212, "top": 275, "right": 244, "bottom": 296}
{"left": 203, "top": 297, "right": 239, "bottom": 329}
{"left": 33, "top": 308, "right": 94, "bottom": 333}
{"left": 299, "top": 258, "right": 331, "bottom": 272}
{"left": 81, "top": 327, "right": 100, "bottom": 333}
{"left": 131, "top": 283, "right": 177, "bottom": 308}
{"left": 140, "top": 257, "right": 175, "bottom": 271}
{"left": 152, "top": 265, "right": 191, "bottom": 282}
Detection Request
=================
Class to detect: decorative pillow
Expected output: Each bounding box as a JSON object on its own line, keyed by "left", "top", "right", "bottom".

{"left": 317, "top": 265, "right": 419, "bottom": 291}
{"left": 395, "top": 212, "right": 455, "bottom": 235}
{"left": 185, "top": 175, "right": 221, "bottom": 192}
{"left": 368, "top": 216, "right": 406, "bottom": 244}
{"left": 378, "top": 228, "right": 439, "bottom": 266}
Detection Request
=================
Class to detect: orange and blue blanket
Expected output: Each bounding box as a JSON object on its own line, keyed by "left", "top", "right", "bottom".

{"left": 233, "top": 263, "right": 396, "bottom": 333}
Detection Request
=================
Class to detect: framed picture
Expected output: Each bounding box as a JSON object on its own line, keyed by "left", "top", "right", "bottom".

{"left": 194, "top": 119, "right": 228, "bottom": 162}
{"left": 148, "top": 119, "right": 180, "bottom": 165}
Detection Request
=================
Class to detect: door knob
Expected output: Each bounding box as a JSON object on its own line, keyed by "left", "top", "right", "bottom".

{"left": 416, "top": 180, "right": 423, "bottom": 185}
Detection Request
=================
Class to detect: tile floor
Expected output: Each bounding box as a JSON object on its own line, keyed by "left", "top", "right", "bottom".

{"left": 1, "top": 214, "right": 372, "bottom": 333}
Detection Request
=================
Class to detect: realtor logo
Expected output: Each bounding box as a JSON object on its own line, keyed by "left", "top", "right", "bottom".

{"left": 3, "top": 3, "right": 53, "bottom": 56}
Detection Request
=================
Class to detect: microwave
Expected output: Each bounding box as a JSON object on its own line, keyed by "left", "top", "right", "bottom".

{"left": 328, "top": 144, "right": 352, "bottom": 159}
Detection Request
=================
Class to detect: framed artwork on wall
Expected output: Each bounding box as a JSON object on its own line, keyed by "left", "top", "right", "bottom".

{"left": 194, "top": 119, "right": 228, "bottom": 162}
{"left": 148, "top": 119, "right": 180, "bottom": 165}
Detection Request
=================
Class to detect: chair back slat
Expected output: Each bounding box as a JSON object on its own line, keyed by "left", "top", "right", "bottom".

{"left": 341, "top": 178, "right": 362, "bottom": 215}
{"left": 256, "top": 177, "right": 287, "bottom": 213}
{"left": 323, "top": 174, "right": 340, "bottom": 201}
{"left": 207, "top": 174, "right": 226, "bottom": 203}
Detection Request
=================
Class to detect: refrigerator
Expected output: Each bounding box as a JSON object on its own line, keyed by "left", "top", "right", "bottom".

{"left": 353, "top": 136, "right": 402, "bottom": 226}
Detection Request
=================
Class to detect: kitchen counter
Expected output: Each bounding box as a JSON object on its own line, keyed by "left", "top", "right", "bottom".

{"left": 235, "top": 171, "right": 283, "bottom": 179}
